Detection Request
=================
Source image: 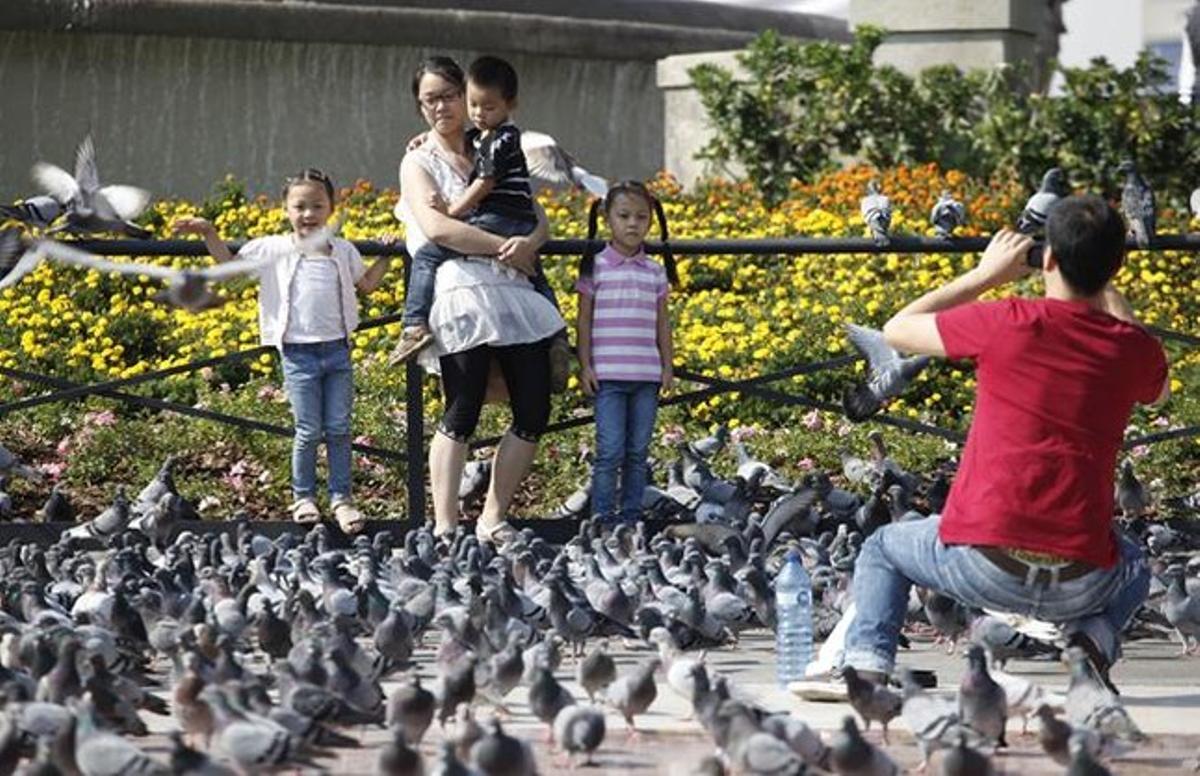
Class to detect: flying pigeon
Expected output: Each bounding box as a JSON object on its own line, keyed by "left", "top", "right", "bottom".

{"left": 1117, "top": 160, "right": 1155, "bottom": 249}
{"left": 0, "top": 195, "right": 64, "bottom": 230}
{"left": 32, "top": 135, "right": 152, "bottom": 238}
{"left": 521, "top": 130, "right": 608, "bottom": 198}
{"left": 930, "top": 190, "right": 966, "bottom": 238}
{"left": 842, "top": 323, "right": 931, "bottom": 421}
{"left": 1017, "top": 167, "right": 1069, "bottom": 235}
{"left": 861, "top": 180, "right": 892, "bottom": 247}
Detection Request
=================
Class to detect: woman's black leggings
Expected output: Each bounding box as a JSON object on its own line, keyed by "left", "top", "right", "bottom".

{"left": 438, "top": 339, "right": 551, "bottom": 443}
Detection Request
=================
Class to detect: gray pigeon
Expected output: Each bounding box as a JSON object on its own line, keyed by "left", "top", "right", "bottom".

{"left": 0, "top": 441, "right": 42, "bottom": 483}
{"left": 1115, "top": 460, "right": 1148, "bottom": 518}
{"left": 938, "top": 732, "right": 995, "bottom": 776}
{"left": 1066, "top": 731, "right": 1114, "bottom": 776}
{"left": 459, "top": 460, "right": 491, "bottom": 511}
{"left": 829, "top": 715, "right": 899, "bottom": 776}
{"left": 469, "top": 718, "right": 536, "bottom": 776}
{"left": 1036, "top": 704, "right": 1101, "bottom": 767}
{"left": 930, "top": 190, "right": 966, "bottom": 238}
{"left": 63, "top": 487, "right": 130, "bottom": 541}
{"left": 1163, "top": 566, "right": 1200, "bottom": 655}
{"left": 957, "top": 645, "right": 1008, "bottom": 747}
{"left": 860, "top": 180, "right": 892, "bottom": 247}
{"left": 388, "top": 674, "right": 436, "bottom": 745}
{"left": 31, "top": 135, "right": 151, "bottom": 238}
{"left": 553, "top": 704, "right": 606, "bottom": 767}
{"left": 378, "top": 728, "right": 426, "bottom": 776}
{"left": 923, "top": 592, "right": 971, "bottom": 653}
{"left": 1064, "top": 646, "right": 1145, "bottom": 744}
{"left": 577, "top": 642, "right": 617, "bottom": 703}
{"left": 1017, "top": 167, "right": 1069, "bottom": 235}
{"left": 1117, "top": 160, "right": 1155, "bottom": 249}
{"left": 527, "top": 667, "right": 575, "bottom": 741}
{"left": 606, "top": 657, "right": 659, "bottom": 738}
{"left": 0, "top": 195, "right": 63, "bottom": 229}
{"left": 842, "top": 666, "right": 902, "bottom": 744}
{"left": 899, "top": 669, "right": 972, "bottom": 770}
{"left": 842, "top": 324, "right": 930, "bottom": 422}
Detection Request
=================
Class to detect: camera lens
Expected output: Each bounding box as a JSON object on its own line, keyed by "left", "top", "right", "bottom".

{"left": 1026, "top": 243, "right": 1045, "bottom": 269}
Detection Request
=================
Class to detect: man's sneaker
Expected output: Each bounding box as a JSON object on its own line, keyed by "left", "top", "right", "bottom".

{"left": 387, "top": 327, "right": 435, "bottom": 367}
{"left": 1067, "top": 631, "right": 1119, "bottom": 695}
{"left": 548, "top": 335, "right": 573, "bottom": 394}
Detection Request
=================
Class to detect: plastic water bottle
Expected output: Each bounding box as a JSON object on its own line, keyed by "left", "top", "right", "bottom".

{"left": 775, "top": 548, "right": 813, "bottom": 686}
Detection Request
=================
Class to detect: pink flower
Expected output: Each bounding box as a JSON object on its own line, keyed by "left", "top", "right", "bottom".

{"left": 802, "top": 410, "right": 824, "bottom": 431}
{"left": 1151, "top": 417, "right": 1170, "bottom": 428}
{"left": 660, "top": 425, "right": 685, "bottom": 446}
{"left": 56, "top": 437, "right": 72, "bottom": 456}
{"left": 257, "top": 384, "right": 284, "bottom": 402}
{"left": 83, "top": 409, "right": 117, "bottom": 427}
{"left": 1131, "top": 445, "right": 1150, "bottom": 458}
{"left": 38, "top": 461, "right": 66, "bottom": 480}
{"left": 797, "top": 457, "right": 815, "bottom": 471}
{"left": 837, "top": 420, "right": 855, "bottom": 437}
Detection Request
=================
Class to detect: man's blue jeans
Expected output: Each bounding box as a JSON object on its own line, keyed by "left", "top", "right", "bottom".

{"left": 280, "top": 339, "right": 354, "bottom": 502}
{"left": 592, "top": 380, "right": 659, "bottom": 523}
{"left": 843, "top": 515, "right": 1150, "bottom": 675}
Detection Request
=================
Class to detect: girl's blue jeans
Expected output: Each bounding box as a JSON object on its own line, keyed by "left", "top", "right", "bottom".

{"left": 592, "top": 380, "right": 659, "bottom": 523}
{"left": 843, "top": 514, "right": 1150, "bottom": 675}
{"left": 280, "top": 339, "right": 354, "bottom": 502}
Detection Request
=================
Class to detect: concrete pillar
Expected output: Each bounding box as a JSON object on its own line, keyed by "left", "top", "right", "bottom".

{"left": 656, "top": 50, "right": 748, "bottom": 190}
{"left": 849, "top": 0, "right": 1044, "bottom": 75}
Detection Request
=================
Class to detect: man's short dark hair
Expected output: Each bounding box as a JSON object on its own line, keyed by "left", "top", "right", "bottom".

{"left": 1045, "top": 194, "right": 1126, "bottom": 296}
{"left": 468, "top": 56, "right": 519, "bottom": 102}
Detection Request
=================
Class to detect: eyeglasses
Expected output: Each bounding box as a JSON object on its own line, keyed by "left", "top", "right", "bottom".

{"left": 418, "top": 89, "right": 462, "bottom": 110}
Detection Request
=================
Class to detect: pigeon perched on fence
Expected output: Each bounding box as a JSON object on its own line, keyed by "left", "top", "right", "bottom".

{"left": 860, "top": 180, "right": 892, "bottom": 247}
{"left": 521, "top": 130, "right": 608, "bottom": 198}
{"left": 930, "top": 190, "right": 966, "bottom": 238}
{"left": 1117, "top": 160, "right": 1155, "bottom": 249}
{"left": 0, "top": 195, "right": 63, "bottom": 230}
{"left": 31, "top": 135, "right": 152, "bottom": 238}
{"left": 1017, "top": 167, "right": 1069, "bottom": 235}
{"left": 842, "top": 323, "right": 931, "bottom": 421}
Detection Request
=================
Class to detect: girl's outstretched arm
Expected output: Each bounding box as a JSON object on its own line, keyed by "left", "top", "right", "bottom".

{"left": 657, "top": 295, "right": 674, "bottom": 391}
{"left": 172, "top": 217, "right": 235, "bottom": 263}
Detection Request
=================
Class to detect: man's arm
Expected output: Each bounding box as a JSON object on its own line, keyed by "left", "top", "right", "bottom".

{"left": 882, "top": 229, "right": 1034, "bottom": 356}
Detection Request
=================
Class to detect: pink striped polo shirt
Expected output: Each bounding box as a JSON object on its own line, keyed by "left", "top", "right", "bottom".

{"left": 576, "top": 244, "right": 669, "bottom": 383}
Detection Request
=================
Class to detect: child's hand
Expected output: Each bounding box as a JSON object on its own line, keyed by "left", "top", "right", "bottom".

{"left": 579, "top": 366, "right": 599, "bottom": 396}
{"left": 378, "top": 232, "right": 402, "bottom": 247}
{"left": 172, "top": 217, "right": 216, "bottom": 237}
{"left": 661, "top": 365, "right": 674, "bottom": 393}
{"left": 405, "top": 131, "right": 429, "bottom": 152}
{"left": 426, "top": 192, "right": 448, "bottom": 214}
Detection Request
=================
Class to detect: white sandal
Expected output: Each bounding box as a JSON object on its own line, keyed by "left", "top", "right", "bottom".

{"left": 291, "top": 498, "right": 321, "bottom": 524}
{"left": 331, "top": 499, "right": 365, "bottom": 534}
{"left": 475, "top": 520, "right": 517, "bottom": 547}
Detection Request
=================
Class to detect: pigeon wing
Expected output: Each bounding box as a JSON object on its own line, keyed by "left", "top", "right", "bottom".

{"left": 0, "top": 246, "right": 46, "bottom": 290}
{"left": 521, "top": 131, "right": 577, "bottom": 188}
{"left": 846, "top": 324, "right": 899, "bottom": 372}
{"left": 31, "top": 162, "right": 81, "bottom": 205}
{"left": 1189, "top": 188, "right": 1200, "bottom": 217}
{"left": 74, "top": 134, "right": 101, "bottom": 195}
{"left": 36, "top": 240, "right": 176, "bottom": 280}
{"left": 97, "top": 185, "right": 151, "bottom": 221}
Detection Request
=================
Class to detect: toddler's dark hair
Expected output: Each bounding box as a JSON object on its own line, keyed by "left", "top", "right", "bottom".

{"left": 468, "top": 55, "right": 519, "bottom": 102}
{"left": 283, "top": 168, "right": 336, "bottom": 205}
{"left": 580, "top": 180, "right": 678, "bottom": 286}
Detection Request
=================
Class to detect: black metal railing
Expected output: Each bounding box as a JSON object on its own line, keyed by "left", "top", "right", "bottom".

{"left": 2, "top": 234, "right": 1197, "bottom": 521}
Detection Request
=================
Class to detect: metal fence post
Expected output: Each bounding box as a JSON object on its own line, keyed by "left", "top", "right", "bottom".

{"left": 399, "top": 252, "right": 426, "bottom": 521}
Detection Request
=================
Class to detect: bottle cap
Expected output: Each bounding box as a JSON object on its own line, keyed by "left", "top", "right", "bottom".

{"left": 785, "top": 549, "right": 802, "bottom": 564}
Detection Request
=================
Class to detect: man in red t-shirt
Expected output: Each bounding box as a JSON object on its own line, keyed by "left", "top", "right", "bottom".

{"left": 842, "top": 195, "right": 1168, "bottom": 689}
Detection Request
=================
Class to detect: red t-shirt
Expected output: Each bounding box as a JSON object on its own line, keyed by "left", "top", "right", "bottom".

{"left": 935, "top": 298, "right": 1167, "bottom": 568}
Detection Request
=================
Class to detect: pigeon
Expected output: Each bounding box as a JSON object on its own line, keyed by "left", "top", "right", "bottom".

{"left": 1036, "top": 704, "right": 1101, "bottom": 767}
{"left": 469, "top": 718, "right": 536, "bottom": 776}
{"left": 0, "top": 441, "right": 42, "bottom": 483}
{"left": 0, "top": 231, "right": 329, "bottom": 309}
{"left": 842, "top": 666, "right": 902, "bottom": 744}
{"left": 930, "top": 190, "right": 966, "bottom": 239}
{"left": 1064, "top": 646, "right": 1145, "bottom": 744}
{"left": 31, "top": 135, "right": 152, "bottom": 238}
{"left": 1066, "top": 731, "right": 1114, "bottom": 776}
{"left": 1117, "top": 160, "right": 1155, "bottom": 249}
{"left": 860, "top": 180, "right": 892, "bottom": 247}
{"left": 1115, "top": 460, "right": 1148, "bottom": 518}
{"left": 63, "top": 487, "right": 130, "bottom": 541}
{"left": 689, "top": 425, "right": 730, "bottom": 459}
{"left": 553, "top": 704, "right": 606, "bottom": 767}
{"left": 923, "top": 592, "right": 971, "bottom": 654}
{"left": 527, "top": 667, "right": 575, "bottom": 741}
{"left": 378, "top": 728, "right": 426, "bottom": 776}
{"left": 577, "top": 642, "right": 617, "bottom": 704}
{"left": 938, "top": 731, "right": 995, "bottom": 776}
{"left": 899, "top": 669, "right": 973, "bottom": 770}
{"left": 1017, "top": 167, "right": 1069, "bottom": 235}
{"left": 459, "top": 460, "right": 491, "bottom": 511}
{"left": 169, "top": 730, "right": 237, "bottom": 776}
{"left": 957, "top": 645, "right": 1008, "bottom": 747}
{"left": 829, "top": 715, "right": 899, "bottom": 776}
{"left": 438, "top": 656, "right": 478, "bottom": 729}
{"left": 520, "top": 130, "right": 608, "bottom": 198}
{"left": 1163, "top": 566, "right": 1200, "bottom": 655}
{"left": 990, "top": 666, "right": 1064, "bottom": 734}
{"left": 969, "top": 613, "right": 1060, "bottom": 667}
{"left": 842, "top": 324, "right": 931, "bottom": 422}
{"left": 388, "top": 674, "right": 436, "bottom": 745}
{"left": 0, "top": 195, "right": 63, "bottom": 230}
{"left": 606, "top": 657, "right": 659, "bottom": 738}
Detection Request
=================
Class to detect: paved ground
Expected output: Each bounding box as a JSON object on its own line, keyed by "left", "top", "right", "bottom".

{"left": 134, "top": 630, "right": 1200, "bottom": 775}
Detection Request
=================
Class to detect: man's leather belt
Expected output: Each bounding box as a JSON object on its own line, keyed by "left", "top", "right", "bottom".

{"left": 976, "top": 546, "right": 1094, "bottom": 585}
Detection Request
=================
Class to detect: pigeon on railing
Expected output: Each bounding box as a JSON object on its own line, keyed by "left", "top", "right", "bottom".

{"left": 31, "top": 135, "right": 152, "bottom": 238}
{"left": 0, "top": 195, "right": 63, "bottom": 230}
{"left": 1117, "top": 160, "right": 1156, "bottom": 249}
{"left": 1017, "top": 167, "right": 1069, "bottom": 235}
{"left": 931, "top": 190, "right": 966, "bottom": 238}
{"left": 860, "top": 180, "right": 892, "bottom": 247}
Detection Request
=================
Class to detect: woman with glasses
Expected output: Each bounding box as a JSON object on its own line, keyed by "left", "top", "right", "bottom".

{"left": 395, "top": 56, "right": 563, "bottom": 545}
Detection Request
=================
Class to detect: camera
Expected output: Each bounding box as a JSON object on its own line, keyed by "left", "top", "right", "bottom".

{"left": 1026, "top": 243, "right": 1046, "bottom": 269}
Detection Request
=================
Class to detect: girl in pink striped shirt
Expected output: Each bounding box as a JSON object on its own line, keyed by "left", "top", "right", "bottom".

{"left": 576, "top": 181, "right": 678, "bottom": 524}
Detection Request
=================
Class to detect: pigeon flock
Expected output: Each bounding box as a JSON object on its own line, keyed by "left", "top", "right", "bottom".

{"left": 0, "top": 421, "right": 1197, "bottom": 775}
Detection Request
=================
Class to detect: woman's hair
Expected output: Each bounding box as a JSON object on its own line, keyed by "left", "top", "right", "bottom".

{"left": 282, "top": 168, "right": 335, "bottom": 205}
{"left": 580, "top": 180, "right": 678, "bottom": 286}
{"left": 411, "top": 56, "right": 465, "bottom": 107}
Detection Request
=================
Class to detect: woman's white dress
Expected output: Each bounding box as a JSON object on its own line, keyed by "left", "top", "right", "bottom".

{"left": 396, "top": 140, "right": 564, "bottom": 373}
